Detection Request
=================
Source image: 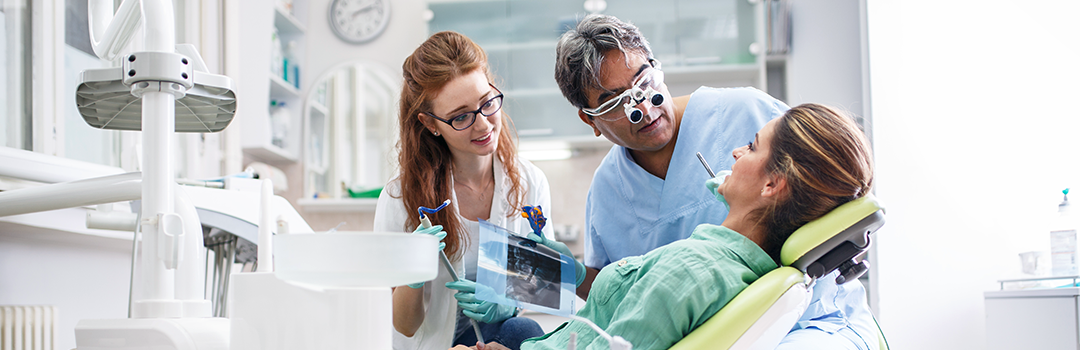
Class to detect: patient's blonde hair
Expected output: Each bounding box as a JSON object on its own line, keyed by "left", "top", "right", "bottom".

{"left": 759, "top": 103, "right": 874, "bottom": 262}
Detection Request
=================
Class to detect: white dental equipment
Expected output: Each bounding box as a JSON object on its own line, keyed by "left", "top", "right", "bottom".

{"left": 0, "top": 1, "right": 437, "bottom": 348}
{"left": 566, "top": 315, "right": 632, "bottom": 350}
{"left": 0, "top": 0, "right": 235, "bottom": 346}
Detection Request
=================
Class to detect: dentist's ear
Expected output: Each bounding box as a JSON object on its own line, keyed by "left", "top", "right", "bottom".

{"left": 579, "top": 110, "right": 602, "bottom": 137}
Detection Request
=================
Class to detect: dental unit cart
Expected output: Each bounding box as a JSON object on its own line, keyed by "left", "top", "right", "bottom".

{"left": 0, "top": 1, "right": 440, "bottom": 349}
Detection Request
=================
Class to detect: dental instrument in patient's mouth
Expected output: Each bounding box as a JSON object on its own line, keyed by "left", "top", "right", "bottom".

{"left": 696, "top": 152, "right": 716, "bottom": 178}
{"left": 418, "top": 199, "right": 485, "bottom": 344}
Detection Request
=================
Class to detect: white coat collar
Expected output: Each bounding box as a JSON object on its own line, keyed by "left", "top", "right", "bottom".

{"left": 449, "top": 155, "right": 515, "bottom": 229}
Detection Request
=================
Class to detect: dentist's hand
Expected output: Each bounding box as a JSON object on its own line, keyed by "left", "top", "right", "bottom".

{"left": 525, "top": 233, "right": 586, "bottom": 287}
{"left": 704, "top": 170, "right": 732, "bottom": 210}
{"left": 445, "top": 279, "right": 517, "bottom": 324}
{"left": 407, "top": 224, "right": 447, "bottom": 288}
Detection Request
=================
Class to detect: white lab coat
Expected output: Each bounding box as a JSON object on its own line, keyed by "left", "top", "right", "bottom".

{"left": 373, "top": 156, "right": 553, "bottom": 350}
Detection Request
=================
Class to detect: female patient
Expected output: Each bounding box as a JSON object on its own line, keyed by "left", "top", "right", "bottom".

{"left": 453, "top": 103, "right": 874, "bottom": 350}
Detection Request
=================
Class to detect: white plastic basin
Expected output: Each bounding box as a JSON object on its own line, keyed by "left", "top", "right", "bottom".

{"left": 274, "top": 231, "right": 439, "bottom": 287}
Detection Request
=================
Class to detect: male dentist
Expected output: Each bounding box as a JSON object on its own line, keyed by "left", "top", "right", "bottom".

{"left": 555, "top": 14, "right": 878, "bottom": 349}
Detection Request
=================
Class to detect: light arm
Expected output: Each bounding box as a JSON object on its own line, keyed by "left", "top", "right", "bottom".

{"left": 88, "top": 0, "right": 143, "bottom": 61}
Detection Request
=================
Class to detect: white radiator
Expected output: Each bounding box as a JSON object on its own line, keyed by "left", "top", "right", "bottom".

{"left": 0, "top": 306, "right": 56, "bottom": 350}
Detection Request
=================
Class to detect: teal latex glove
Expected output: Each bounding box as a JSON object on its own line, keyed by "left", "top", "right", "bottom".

{"left": 408, "top": 224, "right": 447, "bottom": 288}
{"left": 704, "top": 170, "right": 733, "bottom": 210}
{"left": 445, "top": 279, "right": 517, "bottom": 323}
{"left": 525, "top": 232, "right": 586, "bottom": 287}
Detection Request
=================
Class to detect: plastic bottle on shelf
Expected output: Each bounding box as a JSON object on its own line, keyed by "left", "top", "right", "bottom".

{"left": 1050, "top": 188, "right": 1079, "bottom": 276}
{"left": 270, "top": 27, "right": 284, "bottom": 80}
{"left": 269, "top": 100, "right": 291, "bottom": 149}
{"left": 284, "top": 40, "right": 299, "bottom": 88}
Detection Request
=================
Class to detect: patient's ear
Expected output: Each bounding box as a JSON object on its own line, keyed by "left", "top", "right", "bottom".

{"left": 761, "top": 176, "right": 787, "bottom": 198}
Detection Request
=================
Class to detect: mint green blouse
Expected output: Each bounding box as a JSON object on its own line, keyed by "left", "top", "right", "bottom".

{"left": 521, "top": 224, "right": 778, "bottom": 350}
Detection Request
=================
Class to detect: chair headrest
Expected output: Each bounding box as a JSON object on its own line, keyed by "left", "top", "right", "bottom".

{"left": 780, "top": 195, "right": 885, "bottom": 281}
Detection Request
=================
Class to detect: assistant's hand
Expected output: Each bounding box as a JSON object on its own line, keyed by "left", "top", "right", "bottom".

{"left": 704, "top": 170, "right": 732, "bottom": 210}
{"left": 477, "top": 342, "right": 511, "bottom": 350}
{"left": 408, "top": 224, "right": 447, "bottom": 288}
{"left": 525, "top": 233, "right": 586, "bottom": 287}
{"left": 445, "top": 279, "right": 517, "bottom": 324}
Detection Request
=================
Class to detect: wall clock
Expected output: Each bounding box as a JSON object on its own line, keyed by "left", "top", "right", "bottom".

{"left": 328, "top": 0, "right": 390, "bottom": 44}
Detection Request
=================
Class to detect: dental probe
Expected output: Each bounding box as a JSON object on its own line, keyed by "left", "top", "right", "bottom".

{"left": 418, "top": 200, "right": 485, "bottom": 344}
{"left": 696, "top": 152, "right": 715, "bottom": 177}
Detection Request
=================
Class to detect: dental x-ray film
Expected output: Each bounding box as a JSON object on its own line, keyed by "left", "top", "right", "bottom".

{"left": 477, "top": 219, "right": 576, "bottom": 316}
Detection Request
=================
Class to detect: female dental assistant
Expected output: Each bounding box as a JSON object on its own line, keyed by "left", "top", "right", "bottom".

{"left": 373, "top": 31, "right": 549, "bottom": 350}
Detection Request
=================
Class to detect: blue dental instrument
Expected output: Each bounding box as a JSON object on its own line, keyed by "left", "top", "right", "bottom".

{"left": 521, "top": 205, "right": 548, "bottom": 238}
{"left": 417, "top": 199, "right": 485, "bottom": 344}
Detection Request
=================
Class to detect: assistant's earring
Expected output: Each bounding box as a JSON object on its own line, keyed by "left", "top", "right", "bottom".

{"left": 432, "top": 130, "right": 440, "bottom": 137}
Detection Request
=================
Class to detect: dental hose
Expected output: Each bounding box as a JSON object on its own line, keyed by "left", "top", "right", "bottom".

{"left": 418, "top": 200, "right": 486, "bottom": 345}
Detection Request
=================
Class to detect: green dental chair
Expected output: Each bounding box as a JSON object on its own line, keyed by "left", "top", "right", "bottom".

{"left": 669, "top": 195, "right": 889, "bottom": 350}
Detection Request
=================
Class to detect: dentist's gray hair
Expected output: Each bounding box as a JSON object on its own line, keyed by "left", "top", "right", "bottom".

{"left": 555, "top": 14, "right": 653, "bottom": 110}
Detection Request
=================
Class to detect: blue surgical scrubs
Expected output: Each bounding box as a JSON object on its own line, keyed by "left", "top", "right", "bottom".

{"left": 583, "top": 86, "right": 877, "bottom": 350}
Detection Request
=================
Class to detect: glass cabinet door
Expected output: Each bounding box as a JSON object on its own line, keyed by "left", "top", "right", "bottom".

{"left": 427, "top": 0, "right": 761, "bottom": 142}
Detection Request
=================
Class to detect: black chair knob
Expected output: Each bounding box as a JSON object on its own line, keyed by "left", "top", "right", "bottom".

{"left": 836, "top": 260, "right": 869, "bottom": 284}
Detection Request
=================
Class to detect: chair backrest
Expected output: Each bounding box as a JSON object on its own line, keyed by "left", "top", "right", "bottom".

{"left": 668, "top": 195, "right": 885, "bottom": 350}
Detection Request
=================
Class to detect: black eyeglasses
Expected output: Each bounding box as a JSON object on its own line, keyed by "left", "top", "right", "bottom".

{"left": 427, "top": 85, "right": 504, "bottom": 131}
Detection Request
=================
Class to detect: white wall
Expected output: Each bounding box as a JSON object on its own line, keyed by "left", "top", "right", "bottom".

{"left": 868, "top": 1, "right": 1080, "bottom": 348}
{"left": 0, "top": 214, "right": 133, "bottom": 350}
{"left": 785, "top": 0, "right": 866, "bottom": 116}
{"left": 301, "top": 0, "right": 429, "bottom": 93}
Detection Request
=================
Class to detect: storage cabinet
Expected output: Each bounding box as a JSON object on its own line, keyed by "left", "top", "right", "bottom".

{"left": 427, "top": 0, "right": 773, "bottom": 145}
{"left": 985, "top": 287, "right": 1080, "bottom": 350}
{"left": 233, "top": 0, "right": 309, "bottom": 163}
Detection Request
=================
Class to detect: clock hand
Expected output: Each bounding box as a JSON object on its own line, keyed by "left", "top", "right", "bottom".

{"left": 350, "top": 1, "right": 378, "bottom": 18}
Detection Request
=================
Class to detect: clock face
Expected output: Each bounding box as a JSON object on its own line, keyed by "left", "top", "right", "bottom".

{"left": 329, "top": 0, "right": 391, "bottom": 44}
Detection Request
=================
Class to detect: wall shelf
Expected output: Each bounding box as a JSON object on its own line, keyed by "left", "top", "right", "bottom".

{"left": 242, "top": 142, "right": 296, "bottom": 163}
{"left": 270, "top": 74, "right": 301, "bottom": 98}
{"left": 274, "top": 6, "right": 306, "bottom": 35}
{"left": 235, "top": 0, "right": 309, "bottom": 165}
{"left": 297, "top": 198, "right": 379, "bottom": 213}
{"left": 662, "top": 63, "right": 762, "bottom": 84}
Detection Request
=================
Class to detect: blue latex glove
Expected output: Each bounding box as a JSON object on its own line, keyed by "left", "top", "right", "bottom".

{"left": 704, "top": 170, "right": 733, "bottom": 210}
{"left": 445, "top": 279, "right": 517, "bottom": 324}
{"left": 408, "top": 224, "right": 447, "bottom": 288}
{"left": 525, "top": 232, "right": 586, "bottom": 287}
